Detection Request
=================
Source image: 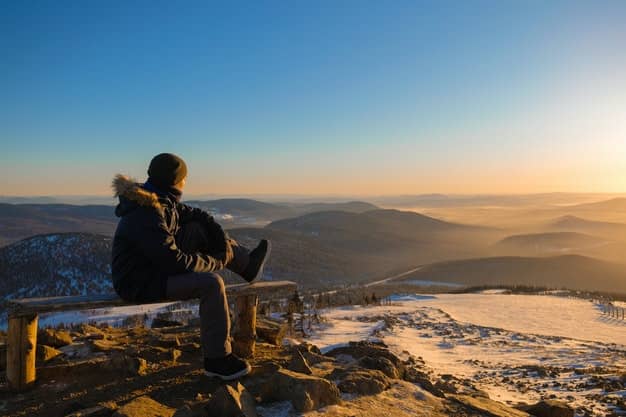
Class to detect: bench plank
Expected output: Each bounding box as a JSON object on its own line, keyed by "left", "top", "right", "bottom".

{"left": 7, "top": 280, "right": 297, "bottom": 317}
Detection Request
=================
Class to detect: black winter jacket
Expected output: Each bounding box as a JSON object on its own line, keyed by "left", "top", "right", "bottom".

{"left": 111, "top": 175, "right": 227, "bottom": 302}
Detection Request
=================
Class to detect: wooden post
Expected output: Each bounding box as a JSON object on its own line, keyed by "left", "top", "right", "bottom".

{"left": 232, "top": 295, "right": 258, "bottom": 359}
{"left": 7, "top": 313, "right": 38, "bottom": 391}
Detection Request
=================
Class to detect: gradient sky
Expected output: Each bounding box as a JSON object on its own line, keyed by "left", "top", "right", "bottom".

{"left": 1, "top": 1, "right": 625, "bottom": 196}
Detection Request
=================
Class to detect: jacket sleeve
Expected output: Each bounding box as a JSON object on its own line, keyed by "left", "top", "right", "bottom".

{"left": 132, "top": 209, "right": 224, "bottom": 276}
{"left": 177, "top": 203, "right": 228, "bottom": 252}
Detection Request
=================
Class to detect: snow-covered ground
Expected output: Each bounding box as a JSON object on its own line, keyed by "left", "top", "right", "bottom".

{"left": 308, "top": 293, "right": 626, "bottom": 417}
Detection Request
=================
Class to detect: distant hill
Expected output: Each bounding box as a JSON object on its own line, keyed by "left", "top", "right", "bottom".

{"left": 268, "top": 209, "right": 479, "bottom": 240}
{"left": 493, "top": 232, "right": 607, "bottom": 255}
{"left": 0, "top": 233, "right": 114, "bottom": 319}
{"left": 570, "top": 197, "right": 626, "bottom": 212}
{"left": 0, "top": 203, "right": 117, "bottom": 246}
{"left": 188, "top": 199, "right": 379, "bottom": 225}
{"left": 549, "top": 215, "right": 626, "bottom": 234}
{"left": 393, "top": 255, "right": 626, "bottom": 293}
{"left": 0, "top": 199, "right": 380, "bottom": 246}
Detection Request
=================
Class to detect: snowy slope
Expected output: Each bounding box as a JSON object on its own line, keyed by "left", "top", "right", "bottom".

{"left": 308, "top": 293, "right": 626, "bottom": 417}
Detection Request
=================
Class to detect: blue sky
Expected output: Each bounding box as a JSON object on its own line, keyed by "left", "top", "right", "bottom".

{"left": 1, "top": 1, "right": 625, "bottom": 196}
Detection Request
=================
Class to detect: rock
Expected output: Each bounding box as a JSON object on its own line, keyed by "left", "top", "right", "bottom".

{"left": 255, "top": 317, "right": 288, "bottom": 346}
{"left": 91, "top": 339, "right": 125, "bottom": 352}
{"left": 294, "top": 342, "right": 322, "bottom": 355}
{"left": 151, "top": 318, "right": 184, "bottom": 329}
{"left": 337, "top": 369, "right": 390, "bottom": 395}
{"left": 287, "top": 351, "right": 313, "bottom": 375}
{"left": 38, "top": 354, "right": 147, "bottom": 381}
{"left": 325, "top": 341, "right": 404, "bottom": 376}
{"left": 155, "top": 335, "right": 181, "bottom": 348}
{"left": 113, "top": 396, "right": 175, "bottom": 417}
{"left": 403, "top": 367, "right": 444, "bottom": 397}
{"left": 358, "top": 356, "right": 399, "bottom": 379}
{"left": 262, "top": 368, "right": 341, "bottom": 412}
{"left": 79, "top": 324, "right": 106, "bottom": 340}
{"left": 451, "top": 395, "right": 530, "bottom": 417}
{"left": 105, "top": 354, "right": 148, "bottom": 376}
{"left": 170, "top": 349, "right": 182, "bottom": 363}
{"left": 37, "top": 344, "right": 63, "bottom": 362}
{"left": 64, "top": 405, "right": 112, "bottom": 417}
{"left": 39, "top": 328, "right": 73, "bottom": 347}
{"left": 39, "top": 358, "right": 110, "bottom": 380}
{"left": 205, "top": 382, "right": 258, "bottom": 417}
{"left": 59, "top": 342, "right": 92, "bottom": 359}
{"left": 520, "top": 400, "right": 574, "bottom": 417}
{"left": 299, "top": 350, "right": 335, "bottom": 366}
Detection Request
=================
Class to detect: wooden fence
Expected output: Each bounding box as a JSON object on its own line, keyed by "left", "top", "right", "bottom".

{"left": 601, "top": 302, "right": 626, "bottom": 320}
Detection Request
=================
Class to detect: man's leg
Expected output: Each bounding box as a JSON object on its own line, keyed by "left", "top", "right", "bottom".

{"left": 176, "top": 221, "right": 254, "bottom": 277}
{"left": 165, "top": 272, "right": 231, "bottom": 358}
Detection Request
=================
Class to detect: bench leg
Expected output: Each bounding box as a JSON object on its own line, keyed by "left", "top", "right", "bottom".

{"left": 232, "top": 295, "right": 258, "bottom": 359}
{"left": 7, "top": 313, "right": 38, "bottom": 391}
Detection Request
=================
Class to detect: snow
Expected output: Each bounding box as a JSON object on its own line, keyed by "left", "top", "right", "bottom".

{"left": 37, "top": 302, "right": 179, "bottom": 328}
{"left": 308, "top": 293, "right": 626, "bottom": 416}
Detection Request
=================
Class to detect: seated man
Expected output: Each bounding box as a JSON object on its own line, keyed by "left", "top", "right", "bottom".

{"left": 111, "top": 153, "right": 270, "bottom": 380}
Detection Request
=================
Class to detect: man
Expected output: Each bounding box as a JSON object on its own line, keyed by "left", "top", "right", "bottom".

{"left": 111, "top": 153, "right": 270, "bottom": 380}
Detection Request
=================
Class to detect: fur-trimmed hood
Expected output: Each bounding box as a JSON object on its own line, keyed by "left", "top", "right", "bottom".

{"left": 112, "top": 174, "right": 163, "bottom": 216}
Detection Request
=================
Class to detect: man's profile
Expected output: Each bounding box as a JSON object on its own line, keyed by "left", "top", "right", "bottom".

{"left": 111, "top": 152, "right": 270, "bottom": 380}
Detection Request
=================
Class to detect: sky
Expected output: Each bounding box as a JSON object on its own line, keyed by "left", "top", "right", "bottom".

{"left": 1, "top": 1, "right": 625, "bottom": 197}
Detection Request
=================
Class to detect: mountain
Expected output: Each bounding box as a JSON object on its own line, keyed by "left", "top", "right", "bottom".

{"left": 268, "top": 209, "right": 478, "bottom": 239}
{"left": 0, "top": 200, "right": 381, "bottom": 246}
{"left": 393, "top": 254, "right": 626, "bottom": 293}
{"left": 187, "top": 199, "right": 379, "bottom": 225}
{"left": 549, "top": 215, "right": 626, "bottom": 235}
{"left": 0, "top": 203, "right": 118, "bottom": 246}
{"left": 241, "top": 209, "right": 496, "bottom": 286}
{"left": 570, "top": 197, "right": 626, "bottom": 212}
{"left": 0, "top": 233, "right": 114, "bottom": 319}
{"left": 493, "top": 232, "right": 607, "bottom": 255}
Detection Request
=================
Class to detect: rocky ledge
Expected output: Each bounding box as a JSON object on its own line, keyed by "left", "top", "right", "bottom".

{"left": 0, "top": 324, "right": 579, "bottom": 417}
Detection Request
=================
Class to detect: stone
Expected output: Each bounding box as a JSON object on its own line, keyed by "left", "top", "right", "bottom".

{"left": 255, "top": 317, "right": 288, "bottom": 346}
{"left": 300, "top": 350, "right": 335, "bottom": 366}
{"left": 64, "top": 405, "right": 112, "bottom": 417}
{"left": 520, "top": 400, "right": 574, "bottom": 417}
{"left": 337, "top": 369, "right": 390, "bottom": 395}
{"left": 37, "top": 344, "right": 63, "bottom": 362}
{"left": 325, "top": 341, "right": 404, "bottom": 375}
{"left": 79, "top": 324, "right": 106, "bottom": 340}
{"left": 170, "top": 349, "right": 182, "bottom": 363}
{"left": 263, "top": 368, "right": 341, "bottom": 412}
{"left": 39, "top": 328, "right": 73, "bottom": 347}
{"left": 151, "top": 318, "right": 184, "bottom": 329}
{"left": 91, "top": 339, "right": 125, "bottom": 352}
{"left": 113, "top": 396, "right": 175, "bottom": 417}
{"left": 287, "top": 351, "right": 313, "bottom": 375}
{"left": 358, "top": 356, "right": 399, "bottom": 379}
{"left": 105, "top": 354, "right": 148, "bottom": 376}
{"left": 205, "top": 382, "right": 258, "bottom": 417}
{"left": 155, "top": 335, "right": 181, "bottom": 348}
{"left": 402, "top": 367, "right": 444, "bottom": 397}
{"left": 451, "top": 395, "right": 530, "bottom": 417}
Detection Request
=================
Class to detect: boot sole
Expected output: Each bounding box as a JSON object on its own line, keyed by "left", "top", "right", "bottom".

{"left": 204, "top": 363, "right": 251, "bottom": 381}
{"left": 247, "top": 240, "right": 271, "bottom": 284}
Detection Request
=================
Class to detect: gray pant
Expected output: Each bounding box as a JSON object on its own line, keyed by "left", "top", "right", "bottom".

{"left": 165, "top": 222, "right": 250, "bottom": 359}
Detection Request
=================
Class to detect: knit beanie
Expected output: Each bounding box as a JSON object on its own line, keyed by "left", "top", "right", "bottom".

{"left": 147, "top": 153, "right": 188, "bottom": 188}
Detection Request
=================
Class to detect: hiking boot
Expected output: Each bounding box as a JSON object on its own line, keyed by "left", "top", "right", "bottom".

{"left": 204, "top": 353, "right": 251, "bottom": 380}
{"left": 241, "top": 239, "right": 271, "bottom": 283}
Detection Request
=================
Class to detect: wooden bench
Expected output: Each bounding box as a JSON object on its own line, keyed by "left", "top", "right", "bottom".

{"left": 6, "top": 280, "right": 297, "bottom": 391}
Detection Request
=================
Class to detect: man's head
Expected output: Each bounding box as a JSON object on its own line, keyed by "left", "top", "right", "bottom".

{"left": 147, "top": 153, "right": 188, "bottom": 190}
